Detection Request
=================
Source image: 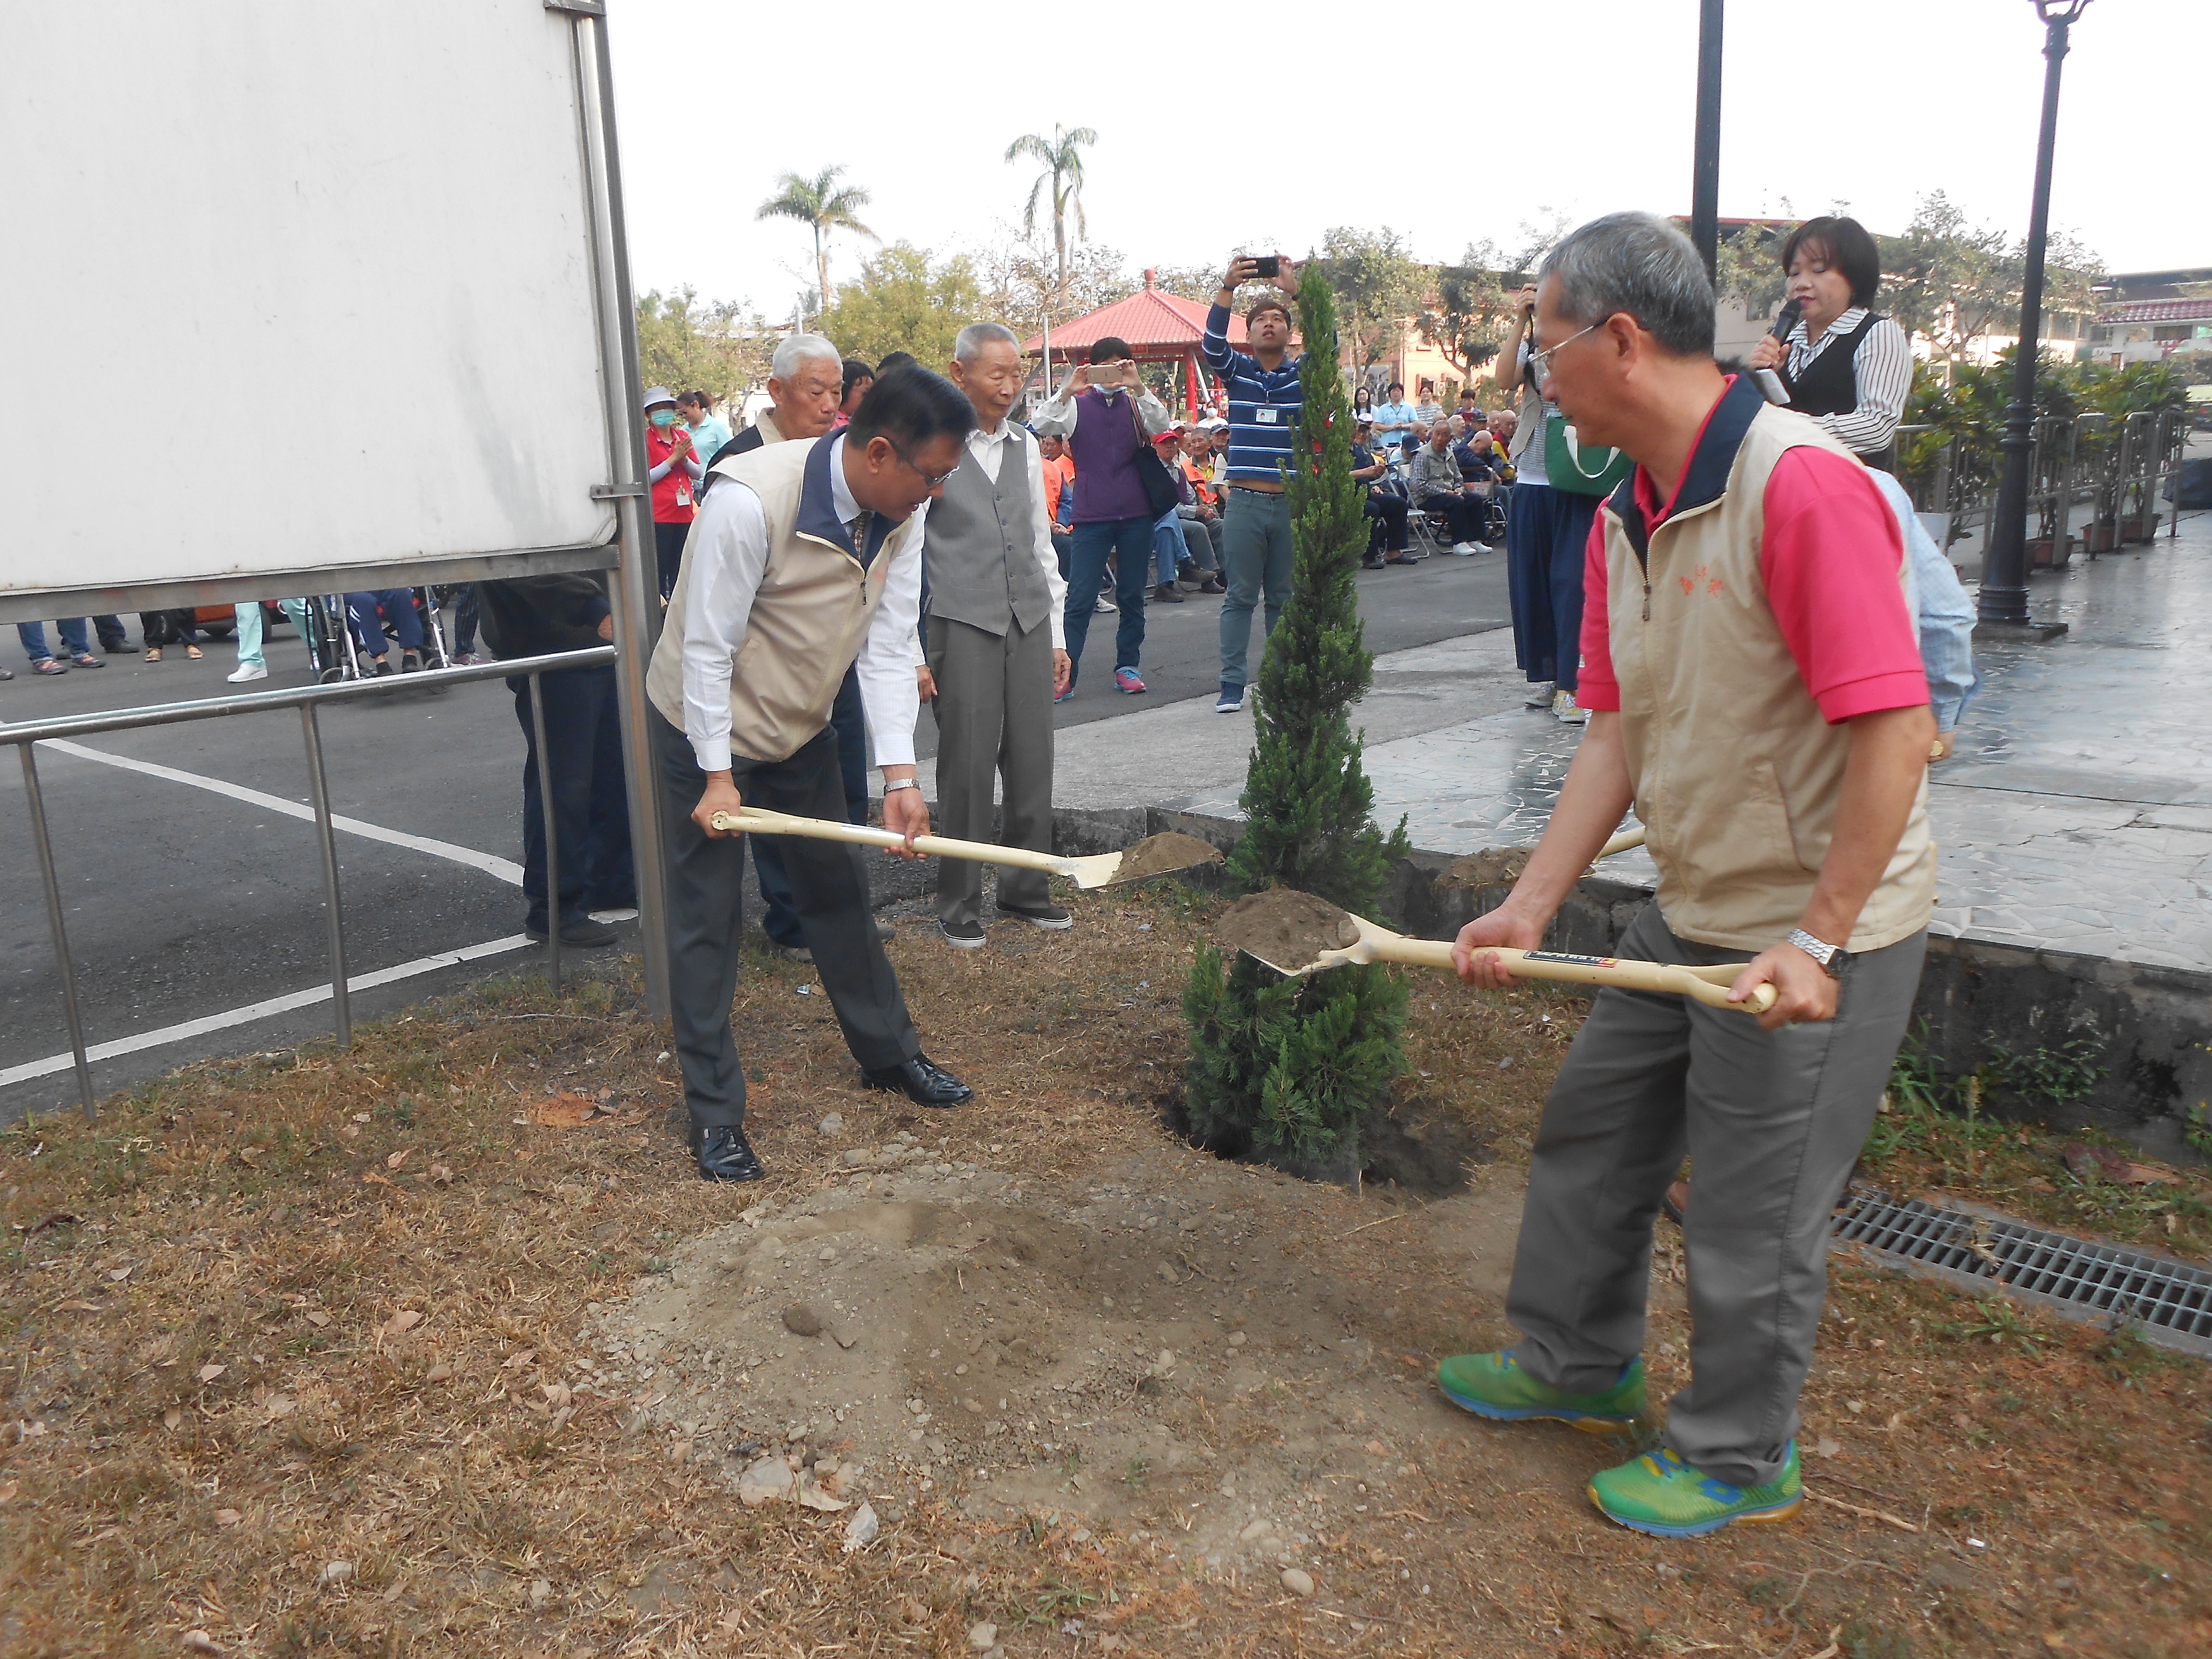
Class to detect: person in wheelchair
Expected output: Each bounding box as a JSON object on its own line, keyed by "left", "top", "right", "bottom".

{"left": 344, "top": 589, "right": 429, "bottom": 676}
{"left": 1352, "top": 416, "right": 1413, "bottom": 568}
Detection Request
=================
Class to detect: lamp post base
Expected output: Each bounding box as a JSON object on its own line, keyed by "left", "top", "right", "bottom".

{"left": 1972, "top": 619, "right": 2070, "bottom": 644}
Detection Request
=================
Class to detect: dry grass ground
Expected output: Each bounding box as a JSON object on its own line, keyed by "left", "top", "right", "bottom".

{"left": 3, "top": 881, "right": 2209, "bottom": 1658}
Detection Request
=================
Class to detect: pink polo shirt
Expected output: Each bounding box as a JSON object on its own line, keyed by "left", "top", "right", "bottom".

{"left": 1576, "top": 399, "right": 1926, "bottom": 724}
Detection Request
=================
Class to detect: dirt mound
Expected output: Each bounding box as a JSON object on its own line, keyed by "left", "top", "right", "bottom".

{"left": 1441, "top": 847, "right": 1530, "bottom": 889}
{"left": 1107, "top": 832, "right": 1224, "bottom": 885}
{"left": 1213, "top": 889, "right": 1357, "bottom": 972}
{"left": 588, "top": 1141, "right": 1490, "bottom": 1565}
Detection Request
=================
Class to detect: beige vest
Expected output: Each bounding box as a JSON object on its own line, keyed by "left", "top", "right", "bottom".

{"left": 646, "top": 437, "right": 920, "bottom": 765}
{"left": 1602, "top": 399, "right": 1935, "bottom": 952}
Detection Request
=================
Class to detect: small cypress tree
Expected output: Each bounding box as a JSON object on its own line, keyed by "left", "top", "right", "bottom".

{"left": 1182, "top": 264, "right": 1410, "bottom": 1167}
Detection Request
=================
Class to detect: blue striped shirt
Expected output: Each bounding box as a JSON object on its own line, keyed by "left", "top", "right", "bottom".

{"left": 1201, "top": 303, "right": 1303, "bottom": 485}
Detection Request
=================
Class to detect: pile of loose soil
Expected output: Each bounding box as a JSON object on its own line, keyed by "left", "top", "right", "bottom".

{"left": 1106, "top": 831, "right": 1224, "bottom": 885}
{"left": 1213, "top": 889, "right": 1358, "bottom": 971}
{"left": 1442, "top": 847, "right": 1530, "bottom": 889}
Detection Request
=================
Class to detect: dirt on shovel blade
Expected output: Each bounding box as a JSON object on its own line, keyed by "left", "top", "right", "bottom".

{"left": 1215, "top": 888, "right": 1359, "bottom": 971}
{"left": 1107, "top": 831, "right": 1224, "bottom": 884}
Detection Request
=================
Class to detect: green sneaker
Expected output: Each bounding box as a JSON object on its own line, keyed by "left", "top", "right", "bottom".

{"left": 1588, "top": 1442, "right": 1802, "bottom": 1538}
{"left": 1435, "top": 1351, "right": 1646, "bottom": 1433}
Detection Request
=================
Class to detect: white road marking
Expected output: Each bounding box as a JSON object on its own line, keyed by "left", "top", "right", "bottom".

{"left": 35, "top": 737, "right": 523, "bottom": 885}
{"left": 0, "top": 934, "right": 535, "bottom": 1089}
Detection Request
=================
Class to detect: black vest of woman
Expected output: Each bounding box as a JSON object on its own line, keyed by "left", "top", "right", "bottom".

{"left": 1777, "top": 311, "right": 1897, "bottom": 472}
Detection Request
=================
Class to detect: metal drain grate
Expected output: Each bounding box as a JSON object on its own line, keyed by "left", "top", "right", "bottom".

{"left": 1831, "top": 1193, "right": 2212, "bottom": 1357}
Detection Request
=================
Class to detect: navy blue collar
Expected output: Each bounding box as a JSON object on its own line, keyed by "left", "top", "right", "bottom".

{"left": 1605, "top": 372, "right": 1765, "bottom": 565}
{"left": 794, "top": 434, "right": 895, "bottom": 568}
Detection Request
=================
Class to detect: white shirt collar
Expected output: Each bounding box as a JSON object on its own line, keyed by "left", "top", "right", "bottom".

{"left": 827, "top": 433, "right": 861, "bottom": 528}
{"left": 968, "top": 417, "right": 1015, "bottom": 451}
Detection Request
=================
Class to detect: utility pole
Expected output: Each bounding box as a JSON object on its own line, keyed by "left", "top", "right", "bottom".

{"left": 1978, "top": 0, "right": 2094, "bottom": 638}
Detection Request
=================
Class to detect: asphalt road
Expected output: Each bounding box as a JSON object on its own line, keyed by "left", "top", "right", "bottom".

{"left": 0, "top": 547, "right": 1511, "bottom": 1122}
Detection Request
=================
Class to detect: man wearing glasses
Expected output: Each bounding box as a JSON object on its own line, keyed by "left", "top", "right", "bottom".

{"left": 1442, "top": 212, "right": 1935, "bottom": 1541}
{"left": 645, "top": 365, "right": 981, "bottom": 1184}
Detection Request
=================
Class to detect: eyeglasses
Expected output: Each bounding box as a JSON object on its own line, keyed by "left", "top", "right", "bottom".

{"left": 1529, "top": 321, "right": 1603, "bottom": 386}
{"left": 884, "top": 435, "right": 961, "bottom": 489}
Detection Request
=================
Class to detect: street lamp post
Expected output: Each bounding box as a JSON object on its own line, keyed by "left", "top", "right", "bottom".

{"left": 1689, "top": 0, "right": 1724, "bottom": 280}
{"left": 1979, "top": 0, "right": 2093, "bottom": 634}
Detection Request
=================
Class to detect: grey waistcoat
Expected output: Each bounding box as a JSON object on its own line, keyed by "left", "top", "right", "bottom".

{"left": 923, "top": 430, "right": 1050, "bottom": 638}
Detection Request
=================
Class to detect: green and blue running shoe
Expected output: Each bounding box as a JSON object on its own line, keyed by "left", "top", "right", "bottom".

{"left": 1588, "top": 1442, "right": 1802, "bottom": 1538}
{"left": 1435, "top": 1351, "right": 1646, "bottom": 1434}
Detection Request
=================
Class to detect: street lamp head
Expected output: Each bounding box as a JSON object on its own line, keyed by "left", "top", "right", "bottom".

{"left": 2032, "top": 0, "right": 2091, "bottom": 23}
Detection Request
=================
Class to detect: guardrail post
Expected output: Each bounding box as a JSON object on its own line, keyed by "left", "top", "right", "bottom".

{"left": 299, "top": 703, "right": 352, "bottom": 1048}
{"left": 18, "top": 746, "right": 95, "bottom": 1119}
{"left": 527, "top": 672, "right": 562, "bottom": 996}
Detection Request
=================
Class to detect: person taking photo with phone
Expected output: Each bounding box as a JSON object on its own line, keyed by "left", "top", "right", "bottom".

{"left": 1201, "top": 253, "right": 1307, "bottom": 714}
{"left": 1030, "top": 337, "right": 1174, "bottom": 698}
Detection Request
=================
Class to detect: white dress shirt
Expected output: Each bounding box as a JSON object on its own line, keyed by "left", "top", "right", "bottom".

{"left": 959, "top": 419, "right": 1069, "bottom": 650}
{"left": 679, "top": 433, "right": 927, "bottom": 774}
{"left": 1784, "top": 307, "right": 1912, "bottom": 458}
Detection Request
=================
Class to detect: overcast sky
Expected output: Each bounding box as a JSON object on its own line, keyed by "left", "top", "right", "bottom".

{"left": 611, "top": 0, "right": 2202, "bottom": 317}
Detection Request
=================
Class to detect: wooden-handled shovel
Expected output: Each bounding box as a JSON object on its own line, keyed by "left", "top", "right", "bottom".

{"left": 708, "top": 807, "right": 1223, "bottom": 891}
{"left": 1218, "top": 890, "right": 1777, "bottom": 1014}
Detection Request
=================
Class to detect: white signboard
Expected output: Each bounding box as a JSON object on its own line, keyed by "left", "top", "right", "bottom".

{"left": 0, "top": 1, "right": 616, "bottom": 604}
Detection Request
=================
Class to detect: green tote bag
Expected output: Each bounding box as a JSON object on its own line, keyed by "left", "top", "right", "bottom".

{"left": 1543, "top": 411, "right": 1635, "bottom": 497}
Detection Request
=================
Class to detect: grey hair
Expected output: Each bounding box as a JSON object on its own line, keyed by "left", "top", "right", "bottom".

{"left": 1538, "top": 211, "right": 1715, "bottom": 358}
{"left": 953, "top": 322, "right": 1020, "bottom": 363}
{"left": 770, "top": 332, "right": 842, "bottom": 382}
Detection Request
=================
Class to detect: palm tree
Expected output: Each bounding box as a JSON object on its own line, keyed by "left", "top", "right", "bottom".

{"left": 1004, "top": 126, "right": 1098, "bottom": 291}
{"left": 755, "top": 166, "right": 875, "bottom": 314}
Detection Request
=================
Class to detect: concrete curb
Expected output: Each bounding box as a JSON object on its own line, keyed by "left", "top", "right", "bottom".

{"left": 1047, "top": 803, "right": 2212, "bottom": 1159}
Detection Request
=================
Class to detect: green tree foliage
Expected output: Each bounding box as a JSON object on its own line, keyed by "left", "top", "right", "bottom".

{"left": 755, "top": 165, "right": 877, "bottom": 313}
{"left": 1182, "top": 264, "right": 1410, "bottom": 1167}
{"left": 978, "top": 234, "right": 1136, "bottom": 352}
{"left": 1310, "top": 226, "right": 1427, "bottom": 375}
{"left": 816, "top": 244, "right": 983, "bottom": 371}
{"left": 634, "top": 288, "right": 771, "bottom": 409}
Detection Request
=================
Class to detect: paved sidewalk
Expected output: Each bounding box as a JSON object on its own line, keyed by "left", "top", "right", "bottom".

{"left": 1094, "top": 514, "right": 2212, "bottom": 974}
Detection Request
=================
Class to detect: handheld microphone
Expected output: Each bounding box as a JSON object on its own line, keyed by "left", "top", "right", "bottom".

{"left": 1754, "top": 298, "right": 1802, "bottom": 406}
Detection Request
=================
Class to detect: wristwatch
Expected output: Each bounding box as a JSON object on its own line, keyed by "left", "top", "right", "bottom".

{"left": 1785, "top": 927, "right": 1849, "bottom": 979}
{"left": 882, "top": 779, "right": 920, "bottom": 795}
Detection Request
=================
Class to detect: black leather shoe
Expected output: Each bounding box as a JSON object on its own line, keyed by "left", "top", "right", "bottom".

{"left": 691, "top": 1124, "right": 765, "bottom": 1182}
{"left": 861, "top": 1054, "right": 973, "bottom": 1108}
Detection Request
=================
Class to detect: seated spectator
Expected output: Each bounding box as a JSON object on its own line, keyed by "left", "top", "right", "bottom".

{"left": 1176, "top": 428, "right": 1227, "bottom": 593}
{"left": 1038, "top": 432, "right": 1076, "bottom": 579}
{"left": 1146, "top": 428, "right": 1219, "bottom": 601}
{"left": 1454, "top": 422, "right": 1501, "bottom": 483}
{"left": 1351, "top": 416, "right": 1412, "bottom": 568}
{"left": 1409, "top": 424, "right": 1491, "bottom": 554}
{"left": 346, "top": 590, "right": 427, "bottom": 675}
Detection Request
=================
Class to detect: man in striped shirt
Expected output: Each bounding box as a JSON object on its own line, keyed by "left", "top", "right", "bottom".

{"left": 1201, "top": 254, "right": 1304, "bottom": 714}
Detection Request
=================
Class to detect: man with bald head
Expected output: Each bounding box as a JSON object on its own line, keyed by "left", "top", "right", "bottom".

{"left": 704, "top": 333, "right": 889, "bottom": 960}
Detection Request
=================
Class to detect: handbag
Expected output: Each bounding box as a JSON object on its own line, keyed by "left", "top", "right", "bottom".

{"left": 1122, "top": 392, "right": 1183, "bottom": 518}
{"left": 1543, "top": 410, "right": 1634, "bottom": 497}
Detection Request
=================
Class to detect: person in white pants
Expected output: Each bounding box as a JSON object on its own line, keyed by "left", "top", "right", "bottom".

{"left": 229, "top": 599, "right": 309, "bottom": 683}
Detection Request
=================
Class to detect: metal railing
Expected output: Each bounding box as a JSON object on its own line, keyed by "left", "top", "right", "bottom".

{"left": 1897, "top": 408, "right": 2191, "bottom": 559}
{"left": 4, "top": 645, "right": 617, "bottom": 1119}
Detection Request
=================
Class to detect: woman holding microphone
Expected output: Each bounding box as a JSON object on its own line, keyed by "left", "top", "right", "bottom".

{"left": 1747, "top": 216, "right": 1912, "bottom": 471}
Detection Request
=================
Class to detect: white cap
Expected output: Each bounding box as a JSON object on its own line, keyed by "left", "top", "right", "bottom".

{"left": 641, "top": 385, "right": 677, "bottom": 409}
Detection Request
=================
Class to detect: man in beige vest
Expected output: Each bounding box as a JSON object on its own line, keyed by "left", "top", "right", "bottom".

{"left": 1438, "top": 213, "right": 1936, "bottom": 1540}
{"left": 646, "top": 366, "right": 980, "bottom": 1184}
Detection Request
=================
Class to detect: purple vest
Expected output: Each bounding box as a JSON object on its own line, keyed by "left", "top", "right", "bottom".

{"left": 1065, "top": 389, "right": 1152, "bottom": 524}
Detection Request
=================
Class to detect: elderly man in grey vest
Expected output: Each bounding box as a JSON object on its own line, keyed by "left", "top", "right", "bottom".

{"left": 925, "top": 322, "right": 1073, "bottom": 947}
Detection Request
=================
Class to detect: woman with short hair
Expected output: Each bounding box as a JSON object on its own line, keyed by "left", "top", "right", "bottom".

{"left": 1748, "top": 216, "right": 1912, "bottom": 471}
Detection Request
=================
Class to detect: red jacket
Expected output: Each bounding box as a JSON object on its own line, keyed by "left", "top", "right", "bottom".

{"left": 646, "top": 425, "right": 699, "bottom": 524}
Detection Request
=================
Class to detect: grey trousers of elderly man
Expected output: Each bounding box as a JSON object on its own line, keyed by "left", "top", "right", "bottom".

{"left": 925, "top": 614, "right": 1055, "bottom": 928}
{"left": 1504, "top": 901, "right": 1925, "bottom": 1489}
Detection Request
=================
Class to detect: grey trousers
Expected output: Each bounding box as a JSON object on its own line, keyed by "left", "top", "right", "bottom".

{"left": 652, "top": 709, "right": 920, "bottom": 1129}
{"left": 1217, "top": 488, "right": 1296, "bottom": 692}
{"left": 926, "top": 614, "right": 1054, "bottom": 928}
{"left": 1505, "top": 901, "right": 1926, "bottom": 1488}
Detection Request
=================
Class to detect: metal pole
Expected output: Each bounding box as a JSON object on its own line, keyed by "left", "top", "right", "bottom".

{"left": 1689, "top": 0, "right": 1724, "bottom": 281}
{"left": 1979, "top": 3, "right": 2086, "bottom": 631}
{"left": 20, "top": 746, "right": 95, "bottom": 1118}
{"left": 566, "top": 1, "right": 671, "bottom": 1021}
{"left": 298, "top": 703, "right": 352, "bottom": 1049}
{"left": 528, "top": 672, "right": 564, "bottom": 996}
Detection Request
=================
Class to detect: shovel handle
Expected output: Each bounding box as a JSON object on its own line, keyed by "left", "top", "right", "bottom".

{"left": 1353, "top": 936, "right": 1773, "bottom": 1014}
{"left": 712, "top": 807, "right": 1067, "bottom": 877}
{"left": 1596, "top": 825, "right": 1646, "bottom": 860}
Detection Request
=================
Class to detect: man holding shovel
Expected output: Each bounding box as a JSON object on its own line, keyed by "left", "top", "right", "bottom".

{"left": 647, "top": 366, "right": 980, "bottom": 1184}
{"left": 1442, "top": 213, "right": 1935, "bottom": 1538}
